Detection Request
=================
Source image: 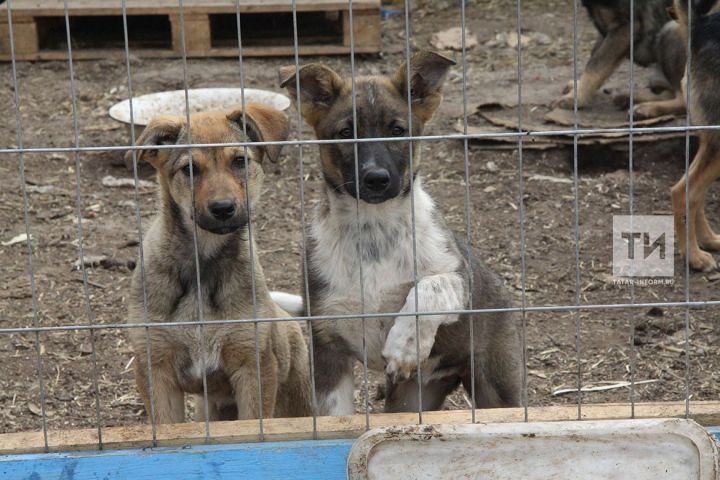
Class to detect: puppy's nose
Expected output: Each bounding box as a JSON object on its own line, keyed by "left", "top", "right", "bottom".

{"left": 362, "top": 168, "right": 390, "bottom": 192}
{"left": 208, "top": 199, "right": 236, "bottom": 221}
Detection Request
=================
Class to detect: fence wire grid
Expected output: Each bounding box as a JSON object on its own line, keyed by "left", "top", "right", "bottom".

{"left": 1, "top": 0, "right": 717, "bottom": 453}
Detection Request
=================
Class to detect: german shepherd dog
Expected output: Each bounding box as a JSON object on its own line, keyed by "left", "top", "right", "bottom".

{"left": 557, "top": 0, "right": 687, "bottom": 118}
{"left": 671, "top": 0, "right": 720, "bottom": 271}
{"left": 127, "top": 104, "right": 312, "bottom": 423}
{"left": 275, "top": 51, "right": 522, "bottom": 415}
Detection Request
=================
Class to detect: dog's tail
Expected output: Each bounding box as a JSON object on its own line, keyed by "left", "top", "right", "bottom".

{"left": 270, "top": 291, "right": 305, "bottom": 317}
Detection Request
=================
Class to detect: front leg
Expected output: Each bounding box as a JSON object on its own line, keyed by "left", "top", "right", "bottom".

{"left": 134, "top": 359, "right": 185, "bottom": 424}
{"left": 382, "top": 272, "right": 466, "bottom": 382}
{"left": 556, "top": 26, "right": 630, "bottom": 109}
{"left": 633, "top": 93, "right": 686, "bottom": 119}
{"left": 312, "top": 322, "right": 356, "bottom": 416}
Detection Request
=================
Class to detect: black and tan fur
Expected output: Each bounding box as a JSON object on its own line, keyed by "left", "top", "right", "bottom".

{"left": 671, "top": 0, "right": 720, "bottom": 271}
{"left": 275, "top": 51, "right": 522, "bottom": 415}
{"left": 558, "top": 0, "right": 687, "bottom": 118}
{"left": 127, "top": 104, "right": 312, "bottom": 423}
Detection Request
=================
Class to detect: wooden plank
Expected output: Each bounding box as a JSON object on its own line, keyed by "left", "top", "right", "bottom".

{"left": 0, "top": 17, "right": 38, "bottom": 57}
{"left": 170, "top": 13, "right": 211, "bottom": 54}
{"left": 342, "top": 8, "right": 380, "bottom": 50}
{"left": 0, "top": 0, "right": 381, "bottom": 17}
{"left": 0, "top": 43, "right": 380, "bottom": 61}
{"left": 1, "top": 401, "right": 719, "bottom": 455}
{"left": 0, "top": 440, "right": 354, "bottom": 480}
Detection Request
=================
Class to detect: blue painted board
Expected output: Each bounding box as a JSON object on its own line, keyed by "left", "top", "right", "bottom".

{"left": 0, "top": 440, "right": 353, "bottom": 480}
{"left": 2, "top": 428, "right": 719, "bottom": 480}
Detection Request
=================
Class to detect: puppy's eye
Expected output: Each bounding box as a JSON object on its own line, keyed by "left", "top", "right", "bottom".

{"left": 391, "top": 125, "right": 406, "bottom": 137}
{"left": 181, "top": 163, "right": 200, "bottom": 177}
{"left": 338, "top": 127, "right": 353, "bottom": 139}
{"left": 232, "top": 155, "right": 247, "bottom": 171}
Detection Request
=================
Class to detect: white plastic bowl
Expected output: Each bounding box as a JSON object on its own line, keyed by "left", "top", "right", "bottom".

{"left": 347, "top": 419, "right": 719, "bottom": 480}
{"left": 109, "top": 87, "right": 291, "bottom": 138}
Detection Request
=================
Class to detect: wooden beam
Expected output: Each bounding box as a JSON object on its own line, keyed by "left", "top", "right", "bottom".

{"left": 0, "top": 17, "right": 38, "bottom": 57}
{"left": 0, "top": 0, "right": 381, "bottom": 18}
{"left": 0, "top": 44, "right": 380, "bottom": 62}
{"left": 1, "top": 401, "right": 719, "bottom": 455}
{"left": 342, "top": 8, "right": 381, "bottom": 50}
{"left": 170, "top": 13, "right": 211, "bottom": 54}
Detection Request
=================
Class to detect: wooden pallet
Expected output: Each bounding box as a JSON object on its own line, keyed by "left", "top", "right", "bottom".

{"left": 0, "top": 0, "right": 381, "bottom": 61}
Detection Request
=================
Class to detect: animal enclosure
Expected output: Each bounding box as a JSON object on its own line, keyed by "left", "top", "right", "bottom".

{"left": 0, "top": 0, "right": 719, "bottom": 477}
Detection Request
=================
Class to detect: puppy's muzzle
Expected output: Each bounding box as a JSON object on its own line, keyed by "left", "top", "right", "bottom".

{"left": 209, "top": 199, "right": 236, "bottom": 221}
{"left": 196, "top": 199, "right": 248, "bottom": 235}
{"left": 362, "top": 168, "right": 391, "bottom": 193}
{"left": 358, "top": 167, "right": 400, "bottom": 204}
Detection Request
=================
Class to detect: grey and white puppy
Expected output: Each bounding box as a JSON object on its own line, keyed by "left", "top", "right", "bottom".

{"left": 274, "top": 51, "right": 523, "bottom": 415}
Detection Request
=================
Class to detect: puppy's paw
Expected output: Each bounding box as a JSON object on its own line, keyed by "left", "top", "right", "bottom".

{"left": 554, "top": 94, "right": 575, "bottom": 110}
{"left": 554, "top": 93, "right": 589, "bottom": 110}
{"left": 633, "top": 103, "right": 661, "bottom": 119}
{"left": 382, "top": 318, "right": 433, "bottom": 383}
{"left": 688, "top": 248, "right": 718, "bottom": 272}
{"left": 699, "top": 234, "right": 720, "bottom": 252}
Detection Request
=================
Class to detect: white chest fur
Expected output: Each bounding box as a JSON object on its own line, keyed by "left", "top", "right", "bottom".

{"left": 309, "top": 181, "right": 459, "bottom": 369}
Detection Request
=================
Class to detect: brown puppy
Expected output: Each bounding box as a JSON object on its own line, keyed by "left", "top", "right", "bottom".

{"left": 671, "top": 0, "right": 720, "bottom": 271}
{"left": 127, "top": 104, "right": 312, "bottom": 423}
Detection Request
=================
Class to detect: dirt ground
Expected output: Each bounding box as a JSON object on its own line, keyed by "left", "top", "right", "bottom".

{"left": 1, "top": 0, "right": 718, "bottom": 435}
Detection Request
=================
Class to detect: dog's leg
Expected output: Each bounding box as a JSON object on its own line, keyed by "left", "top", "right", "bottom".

{"left": 135, "top": 361, "right": 185, "bottom": 424}
{"left": 383, "top": 375, "right": 460, "bottom": 413}
{"left": 313, "top": 344, "right": 355, "bottom": 415}
{"left": 672, "top": 138, "right": 720, "bottom": 271}
{"left": 382, "top": 273, "right": 465, "bottom": 382}
{"left": 557, "top": 25, "right": 631, "bottom": 109}
{"left": 696, "top": 200, "right": 720, "bottom": 251}
{"left": 694, "top": 147, "right": 720, "bottom": 252}
{"left": 273, "top": 322, "right": 313, "bottom": 418}
{"left": 228, "top": 358, "right": 279, "bottom": 420}
{"left": 462, "top": 356, "right": 522, "bottom": 409}
{"left": 634, "top": 93, "right": 686, "bottom": 119}
{"left": 562, "top": 35, "right": 605, "bottom": 96}
{"left": 613, "top": 89, "right": 673, "bottom": 110}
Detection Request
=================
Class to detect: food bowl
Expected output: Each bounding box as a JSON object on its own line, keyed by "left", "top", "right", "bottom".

{"left": 109, "top": 88, "right": 292, "bottom": 140}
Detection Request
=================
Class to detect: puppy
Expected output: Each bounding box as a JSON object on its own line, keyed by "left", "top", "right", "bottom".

{"left": 276, "top": 51, "right": 522, "bottom": 415}
{"left": 671, "top": 0, "right": 720, "bottom": 271}
{"left": 557, "top": 0, "right": 687, "bottom": 118}
{"left": 127, "top": 104, "right": 312, "bottom": 423}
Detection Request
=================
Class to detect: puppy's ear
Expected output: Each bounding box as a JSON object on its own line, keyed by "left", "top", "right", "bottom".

{"left": 227, "top": 103, "right": 289, "bottom": 163}
{"left": 392, "top": 50, "right": 456, "bottom": 123}
{"left": 278, "top": 64, "right": 345, "bottom": 127}
{"left": 126, "top": 116, "right": 184, "bottom": 169}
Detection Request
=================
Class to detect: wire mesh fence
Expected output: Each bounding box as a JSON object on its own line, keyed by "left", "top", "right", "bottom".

{"left": 1, "top": 0, "right": 718, "bottom": 453}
